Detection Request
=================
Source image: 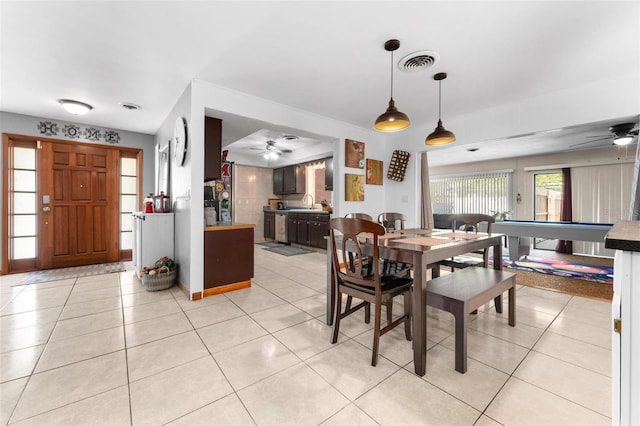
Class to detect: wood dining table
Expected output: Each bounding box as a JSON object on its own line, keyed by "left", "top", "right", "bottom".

{"left": 325, "top": 228, "right": 504, "bottom": 376}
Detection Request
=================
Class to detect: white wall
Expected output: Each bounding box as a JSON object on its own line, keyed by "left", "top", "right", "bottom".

{"left": 0, "top": 111, "right": 155, "bottom": 271}
{"left": 153, "top": 86, "right": 194, "bottom": 296}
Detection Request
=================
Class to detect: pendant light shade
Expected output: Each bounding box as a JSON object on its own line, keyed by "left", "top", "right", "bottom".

{"left": 425, "top": 72, "right": 455, "bottom": 146}
{"left": 374, "top": 39, "right": 410, "bottom": 132}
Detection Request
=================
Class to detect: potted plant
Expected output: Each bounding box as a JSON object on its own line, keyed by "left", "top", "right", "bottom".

{"left": 491, "top": 210, "right": 511, "bottom": 221}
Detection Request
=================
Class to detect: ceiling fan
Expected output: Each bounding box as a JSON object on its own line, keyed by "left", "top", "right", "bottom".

{"left": 250, "top": 140, "right": 292, "bottom": 160}
{"left": 570, "top": 122, "right": 639, "bottom": 148}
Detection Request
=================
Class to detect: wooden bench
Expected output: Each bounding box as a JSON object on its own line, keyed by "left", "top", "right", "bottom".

{"left": 426, "top": 267, "right": 516, "bottom": 373}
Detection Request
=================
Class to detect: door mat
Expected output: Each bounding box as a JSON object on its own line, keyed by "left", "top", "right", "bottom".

{"left": 256, "top": 241, "right": 283, "bottom": 248}
{"left": 12, "top": 262, "right": 126, "bottom": 286}
{"left": 262, "top": 245, "right": 313, "bottom": 256}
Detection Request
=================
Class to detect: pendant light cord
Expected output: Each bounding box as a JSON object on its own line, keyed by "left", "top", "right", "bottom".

{"left": 438, "top": 80, "right": 442, "bottom": 121}
{"left": 390, "top": 50, "right": 394, "bottom": 98}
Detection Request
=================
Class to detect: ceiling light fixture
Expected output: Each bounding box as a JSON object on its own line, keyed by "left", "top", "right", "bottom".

{"left": 614, "top": 135, "right": 633, "bottom": 145}
{"left": 59, "top": 99, "right": 93, "bottom": 115}
{"left": 425, "top": 72, "right": 456, "bottom": 146}
{"left": 374, "top": 39, "right": 410, "bottom": 132}
{"left": 263, "top": 151, "right": 278, "bottom": 160}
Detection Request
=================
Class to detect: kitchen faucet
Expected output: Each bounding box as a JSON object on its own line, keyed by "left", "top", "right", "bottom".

{"left": 303, "top": 193, "right": 314, "bottom": 209}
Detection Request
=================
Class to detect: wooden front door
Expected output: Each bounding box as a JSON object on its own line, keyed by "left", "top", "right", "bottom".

{"left": 37, "top": 141, "right": 119, "bottom": 269}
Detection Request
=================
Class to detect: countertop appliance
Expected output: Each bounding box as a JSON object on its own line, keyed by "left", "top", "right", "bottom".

{"left": 132, "top": 212, "right": 175, "bottom": 278}
{"left": 275, "top": 212, "right": 288, "bottom": 243}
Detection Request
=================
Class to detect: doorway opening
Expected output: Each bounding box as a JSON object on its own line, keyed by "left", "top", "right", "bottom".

{"left": 533, "top": 171, "right": 563, "bottom": 250}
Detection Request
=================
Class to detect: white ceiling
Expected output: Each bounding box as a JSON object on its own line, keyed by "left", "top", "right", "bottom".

{"left": 1, "top": 1, "right": 638, "bottom": 167}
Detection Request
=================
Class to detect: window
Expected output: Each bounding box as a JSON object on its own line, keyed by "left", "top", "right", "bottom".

{"left": 120, "top": 155, "right": 138, "bottom": 252}
{"left": 430, "top": 170, "right": 512, "bottom": 216}
{"left": 9, "top": 144, "right": 37, "bottom": 260}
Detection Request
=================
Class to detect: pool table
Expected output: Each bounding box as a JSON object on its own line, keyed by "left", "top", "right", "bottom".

{"left": 481, "top": 220, "right": 614, "bottom": 260}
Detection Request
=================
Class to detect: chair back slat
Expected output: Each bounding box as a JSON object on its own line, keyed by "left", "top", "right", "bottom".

{"left": 329, "top": 217, "right": 384, "bottom": 290}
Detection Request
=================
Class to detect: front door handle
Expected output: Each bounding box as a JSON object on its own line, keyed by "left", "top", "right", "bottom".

{"left": 42, "top": 206, "right": 51, "bottom": 212}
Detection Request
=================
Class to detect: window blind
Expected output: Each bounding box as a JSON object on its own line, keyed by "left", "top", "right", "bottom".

{"left": 430, "top": 170, "right": 513, "bottom": 215}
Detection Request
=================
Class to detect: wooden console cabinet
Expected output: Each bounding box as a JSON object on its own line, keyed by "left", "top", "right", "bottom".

{"left": 204, "top": 224, "right": 254, "bottom": 295}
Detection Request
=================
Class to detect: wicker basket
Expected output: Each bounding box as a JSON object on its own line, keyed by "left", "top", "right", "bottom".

{"left": 141, "top": 269, "right": 177, "bottom": 291}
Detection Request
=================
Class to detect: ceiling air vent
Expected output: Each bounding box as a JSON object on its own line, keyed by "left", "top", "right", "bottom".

{"left": 398, "top": 51, "right": 439, "bottom": 72}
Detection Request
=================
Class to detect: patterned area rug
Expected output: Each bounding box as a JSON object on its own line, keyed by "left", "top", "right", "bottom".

{"left": 503, "top": 255, "right": 613, "bottom": 285}
{"left": 12, "top": 262, "right": 126, "bottom": 285}
{"left": 262, "top": 245, "right": 313, "bottom": 256}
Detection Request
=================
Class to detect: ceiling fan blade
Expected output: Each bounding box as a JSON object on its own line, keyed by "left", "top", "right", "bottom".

{"left": 569, "top": 137, "right": 611, "bottom": 148}
{"left": 278, "top": 149, "right": 293, "bottom": 154}
{"left": 585, "top": 134, "right": 611, "bottom": 139}
{"left": 249, "top": 147, "right": 266, "bottom": 151}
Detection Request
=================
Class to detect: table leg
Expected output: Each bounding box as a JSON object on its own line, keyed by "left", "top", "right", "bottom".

{"left": 412, "top": 252, "right": 427, "bottom": 376}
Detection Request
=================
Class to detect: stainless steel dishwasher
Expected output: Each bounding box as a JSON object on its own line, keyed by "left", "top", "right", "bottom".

{"left": 275, "top": 212, "right": 288, "bottom": 243}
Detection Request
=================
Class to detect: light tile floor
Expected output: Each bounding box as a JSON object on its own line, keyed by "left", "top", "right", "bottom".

{"left": 0, "top": 245, "right": 612, "bottom": 425}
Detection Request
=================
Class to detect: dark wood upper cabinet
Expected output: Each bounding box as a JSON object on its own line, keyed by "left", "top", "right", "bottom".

{"left": 204, "top": 117, "right": 222, "bottom": 181}
{"left": 273, "top": 165, "right": 305, "bottom": 194}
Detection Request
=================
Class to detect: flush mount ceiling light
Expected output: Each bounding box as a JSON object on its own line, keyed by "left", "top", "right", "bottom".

{"left": 58, "top": 99, "right": 93, "bottom": 115}
{"left": 425, "top": 72, "right": 456, "bottom": 146}
{"left": 374, "top": 39, "right": 410, "bottom": 132}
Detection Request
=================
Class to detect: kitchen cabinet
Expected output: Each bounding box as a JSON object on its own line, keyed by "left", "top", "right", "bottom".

{"left": 273, "top": 168, "right": 284, "bottom": 194}
{"left": 287, "top": 213, "right": 298, "bottom": 243}
{"left": 283, "top": 212, "right": 328, "bottom": 248}
{"left": 273, "top": 165, "right": 305, "bottom": 195}
{"left": 308, "top": 213, "right": 329, "bottom": 248}
{"left": 297, "top": 214, "right": 310, "bottom": 245}
{"left": 324, "top": 157, "right": 333, "bottom": 191}
{"left": 263, "top": 211, "right": 275, "bottom": 240}
{"left": 204, "top": 117, "right": 222, "bottom": 181}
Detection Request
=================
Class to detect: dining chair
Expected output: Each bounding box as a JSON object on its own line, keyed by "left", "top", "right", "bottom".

{"left": 439, "top": 213, "right": 496, "bottom": 271}
{"left": 329, "top": 217, "right": 413, "bottom": 366}
{"left": 345, "top": 212, "right": 373, "bottom": 221}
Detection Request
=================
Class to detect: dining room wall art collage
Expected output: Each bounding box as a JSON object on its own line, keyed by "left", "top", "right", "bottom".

{"left": 344, "top": 139, "right": 411, "bottom": 201}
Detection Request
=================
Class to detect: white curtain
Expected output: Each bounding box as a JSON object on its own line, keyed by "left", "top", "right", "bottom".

{"left": 571, "top": 162, "right": 634, "bottom": 255}
{"left": 629, "top": 145, "right": 640, "bottom": 220}
{"left": 421, "top": 152, "right": 434, "bottom": 229}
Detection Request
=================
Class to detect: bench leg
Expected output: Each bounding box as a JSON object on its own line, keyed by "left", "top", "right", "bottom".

{"left": 494, "top": 294, "right": 503, "bottom": 314}
{"left": 508, "top": 285, "right": 516, "bottom": 326}
{"left": 452, "top": 302, "right": 467, "bottom": 374}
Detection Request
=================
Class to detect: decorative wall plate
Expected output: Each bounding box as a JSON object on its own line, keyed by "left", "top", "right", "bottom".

{"left": 387, "top": 150, "right": 410, "bottom": 182}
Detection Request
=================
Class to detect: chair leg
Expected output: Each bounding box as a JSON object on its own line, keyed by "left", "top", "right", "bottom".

{"left": 345, "top": 295, "right": 352, "bottom": 311}
{"left": 331, "top": 292, "right": 342, "bottom": 344}
{"left": 403, "top": 290, "right": 412, "bottom": 341}
{"left": 371, "top": 300, "right": 382, "bottom": 366}
{"left": 364, "top": 302, "right": 371, "bottom": 324}
{"left": 386, "top": 300, "right": 393, "bottom": 325}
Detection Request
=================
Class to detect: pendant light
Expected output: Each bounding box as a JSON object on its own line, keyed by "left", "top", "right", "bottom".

{"left": 425, "top": 72, "right": 456, "bottom": 146}
{"left": 374, "top": 39, "right": 410, "bottom": 132}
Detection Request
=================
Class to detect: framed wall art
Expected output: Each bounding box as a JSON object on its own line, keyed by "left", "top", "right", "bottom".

{"left": 345, "top": 139, "right": 365, "bottom": 169}
{"left": 366, "top": 159, "right": 383, "bottom": 185}
{"left": 345, "top": 173, "right": 365, "bottom": 201}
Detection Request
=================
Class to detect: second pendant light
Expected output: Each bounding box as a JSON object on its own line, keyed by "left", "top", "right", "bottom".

{"left": 425, "top": 72, "right": 456, "bottom": 146}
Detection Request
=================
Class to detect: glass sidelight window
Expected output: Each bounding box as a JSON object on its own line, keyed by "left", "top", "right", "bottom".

{"left": 10, "top": 145, "right": 37, "bottom": 259}
{"left": 120, "top": 155, "right": 138, "bottom": 251}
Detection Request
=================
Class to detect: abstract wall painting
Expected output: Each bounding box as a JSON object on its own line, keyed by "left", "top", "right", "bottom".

{"left": 345, "top": 173, "right": 365, "bottom": 201}
{"left": 366, "top": 159, "right": 383, "bottom": 185}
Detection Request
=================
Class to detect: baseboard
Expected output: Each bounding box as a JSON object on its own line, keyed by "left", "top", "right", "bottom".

{"left": 203, "top": 280, "right": 251, "bottom": 297}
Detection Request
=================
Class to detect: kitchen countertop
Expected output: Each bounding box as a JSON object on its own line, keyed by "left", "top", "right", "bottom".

{"left": 204, "top": 222, "right": 256, "bottom": 231}
{"left": 605, "top": 221, "right": 640, "bottom": 252}
{"left": 263, "top": 207, "right": 331, "bottom": 214}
